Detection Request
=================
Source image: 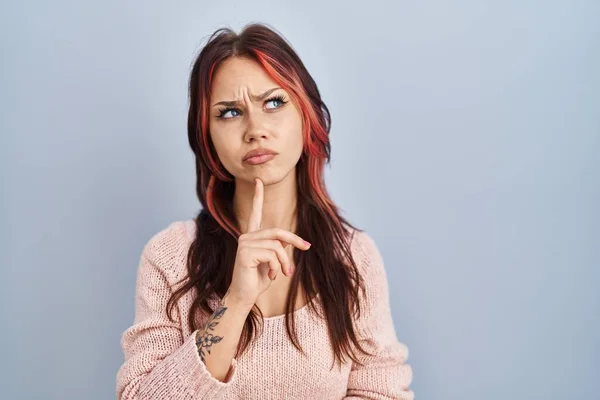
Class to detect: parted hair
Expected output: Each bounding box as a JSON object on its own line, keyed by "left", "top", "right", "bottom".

{"left": 166, "top": 22, "right": 375, "bottom": 369}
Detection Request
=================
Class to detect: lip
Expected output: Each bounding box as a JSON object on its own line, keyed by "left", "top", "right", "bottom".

{"left": 244, "top": 153, "right": 277, "bottom": 165}
{"left": 242, "top": 148, "right": 278, "bottom": 162}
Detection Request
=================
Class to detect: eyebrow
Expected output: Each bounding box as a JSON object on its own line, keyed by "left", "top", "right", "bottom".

{"left": 211, "top": 87, "right": 282, "bottom": 108}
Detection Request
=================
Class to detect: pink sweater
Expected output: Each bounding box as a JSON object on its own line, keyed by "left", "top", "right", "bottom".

{"left": 116, "top": 220, "right": 414, "bottom": 399}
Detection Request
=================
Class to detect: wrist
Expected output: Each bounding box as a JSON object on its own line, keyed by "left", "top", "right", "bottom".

{"left": 221, "top": 291, "right": 254, "bottom": 315}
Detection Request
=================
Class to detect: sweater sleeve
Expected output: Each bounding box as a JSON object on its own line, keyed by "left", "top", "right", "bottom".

{"left": 344, "top": 231, "right": 414, "bottom": 400}
{"left": 116, "top": 238, "right": 238, "bottom": 399}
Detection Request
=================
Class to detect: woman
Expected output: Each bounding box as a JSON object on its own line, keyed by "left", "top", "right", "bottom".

{"left": 116, "top": 23, "right": 414, "bottom": 399}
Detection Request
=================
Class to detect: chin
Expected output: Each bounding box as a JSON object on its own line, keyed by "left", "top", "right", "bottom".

{"left": 239, "top": 167, "right": 294, "bottom": 186}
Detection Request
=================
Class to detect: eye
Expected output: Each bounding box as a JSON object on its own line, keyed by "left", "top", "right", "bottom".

{"left": 216, "top": 107, "right": 240, "bottom": 120}
{"left": 265, "top": 94, "right": 288, "bottom": 110}
{"left": 216, "top": 94, "right": 288, "bottom": 120}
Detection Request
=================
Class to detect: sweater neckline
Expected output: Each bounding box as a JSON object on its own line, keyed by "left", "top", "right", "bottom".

{"left": 261, "top": 292, "right": 321, "bottom": 322}
{"left": 209, "top": 292, "right": 321, "bottom": 323}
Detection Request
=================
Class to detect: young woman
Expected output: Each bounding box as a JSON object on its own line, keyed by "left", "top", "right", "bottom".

{"left": 116, "top": 23, "right": 414, "bottom": 399}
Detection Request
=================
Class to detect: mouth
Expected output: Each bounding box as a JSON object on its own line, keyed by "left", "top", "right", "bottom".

{"left": 242, "top": 147, "right": 279, "bottom": 164}
{"left": 244, "top": 153, "right": 277, "bottom": 165}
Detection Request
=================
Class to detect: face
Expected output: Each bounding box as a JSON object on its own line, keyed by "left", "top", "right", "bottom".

{"left": 208, "top": 56, "right": 304, "bottom": 185}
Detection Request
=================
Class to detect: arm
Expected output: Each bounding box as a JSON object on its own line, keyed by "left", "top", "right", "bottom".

{"left": 344, "top": 232, "right": 415, "bottom": 400}
{"left": 195, "top": 288, "right": 252, "bottom": 382}
{"left": 116, "top": 239, "right": 251, "bottom": 400}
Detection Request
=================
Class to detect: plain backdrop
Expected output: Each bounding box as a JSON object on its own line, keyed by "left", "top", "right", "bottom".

{"left": 1, "top": 1, "right": 598, "bottom": 399}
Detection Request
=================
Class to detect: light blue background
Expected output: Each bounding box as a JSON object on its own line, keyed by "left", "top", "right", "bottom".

{"left": 1, "top": 1, "right": 598, "bottom": 399}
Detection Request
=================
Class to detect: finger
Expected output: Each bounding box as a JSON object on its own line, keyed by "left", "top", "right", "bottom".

{"left": 242, "top": 228, "right": 311, "bottom": 251}
{"left": 249, "top": 248, "right": 283, "bottom": 280}
{"left": 247, "top": 178, "right": 263, "bottom": 233}
{"left": 241, "top": 239, "right": 293, "bottom": 275}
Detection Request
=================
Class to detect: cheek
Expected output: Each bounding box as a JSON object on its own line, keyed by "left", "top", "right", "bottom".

{"left": 209, "top": 132, "right": 236, "bottom": 167}
{"left": 293, "top": 128, "right": 304, "bottom": 154}
{"left": 285, "top": 120, "right": 305, "bottom": 162}
{"left": 291, "top": 114, "right": 305, "bottom": 149}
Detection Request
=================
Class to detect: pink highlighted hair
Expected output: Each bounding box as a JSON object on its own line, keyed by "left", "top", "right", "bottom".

{"left": 167, "top": 22, "right": 375, "bottom": 368}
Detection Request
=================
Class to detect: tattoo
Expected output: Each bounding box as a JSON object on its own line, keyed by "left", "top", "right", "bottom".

{"left": 195, "top": 289, "right": 230, "bottom": 363}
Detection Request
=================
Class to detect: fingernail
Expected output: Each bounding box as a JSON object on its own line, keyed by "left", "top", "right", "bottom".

{"left": 304, "top": 240, "right": 311, "bottom": 247}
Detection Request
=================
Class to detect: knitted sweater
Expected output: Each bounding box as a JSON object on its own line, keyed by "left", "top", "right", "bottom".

{"left": 116, "top": 220, "right": 414, "bottom": 399}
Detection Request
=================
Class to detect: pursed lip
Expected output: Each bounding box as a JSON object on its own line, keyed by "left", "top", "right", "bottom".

{"left": 242, "top": 147, "right": 278, "bottom": 162}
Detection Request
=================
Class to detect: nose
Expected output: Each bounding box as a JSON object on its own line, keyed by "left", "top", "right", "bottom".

{"left": 244, "top": 109, "right": 270, "bottom": 143}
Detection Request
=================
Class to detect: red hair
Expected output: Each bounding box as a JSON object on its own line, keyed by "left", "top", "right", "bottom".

{"left": 169, "top": 22, "right": 374, "bottom": 368}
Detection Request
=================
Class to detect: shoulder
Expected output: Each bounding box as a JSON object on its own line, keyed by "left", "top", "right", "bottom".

{"left": 349, "top": 228, "right": 384, "bottom": 267}
{"left": 347, "top": 227, "right": 389, "bottom": 286}
{"left": 346, "top": 229, "right": 396, "bottom": 327}
{"left": 140, "top": 219, "right": 196, "bottom": 283}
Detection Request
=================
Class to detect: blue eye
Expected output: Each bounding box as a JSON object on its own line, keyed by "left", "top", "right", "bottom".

{"left": 217, "top": 108, "right": 241, "bottom": 119}
{"left": 216, "top": 95, "right": 288, "bottom": 120}
{"left": 265, "top": 94, "right": 287, "bottom": 109}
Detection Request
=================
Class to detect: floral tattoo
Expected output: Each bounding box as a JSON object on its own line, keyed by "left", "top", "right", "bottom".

{"left": 195, "top": 289, "right": 230, "bottom": 363}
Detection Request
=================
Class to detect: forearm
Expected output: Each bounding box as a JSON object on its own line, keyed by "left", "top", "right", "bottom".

{"left": 195, "top": 289, "right": 252, "bottom": 382}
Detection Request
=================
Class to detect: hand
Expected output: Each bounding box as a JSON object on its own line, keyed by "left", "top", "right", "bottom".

{"left": 226, "top": 178, "right": 312, "bottom": 308}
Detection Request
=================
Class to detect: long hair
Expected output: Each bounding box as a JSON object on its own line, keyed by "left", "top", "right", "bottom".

{"left": 166, "top": 22, "right": 375, "bottom": 369}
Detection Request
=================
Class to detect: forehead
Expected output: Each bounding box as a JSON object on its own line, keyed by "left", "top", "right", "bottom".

{"left": 210, "top": 56, "right": 277, "bottom": 98}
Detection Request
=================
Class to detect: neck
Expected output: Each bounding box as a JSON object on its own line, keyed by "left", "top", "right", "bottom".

{"left": 233, "top": 171, "right": 298, "bottom": 234}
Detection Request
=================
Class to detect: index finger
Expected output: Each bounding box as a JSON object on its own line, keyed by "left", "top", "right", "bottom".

{"left": 247, "top": 178, "right": 263, "bottom": 233}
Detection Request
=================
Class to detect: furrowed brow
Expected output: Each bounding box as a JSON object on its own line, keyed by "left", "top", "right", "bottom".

{"left": 212, "top": 87, "right": 282, "bottom": 108}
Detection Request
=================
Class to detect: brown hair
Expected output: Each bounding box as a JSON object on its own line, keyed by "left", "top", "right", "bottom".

{"left": 166, "top": 22, "right": 374, "bottom": 369}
